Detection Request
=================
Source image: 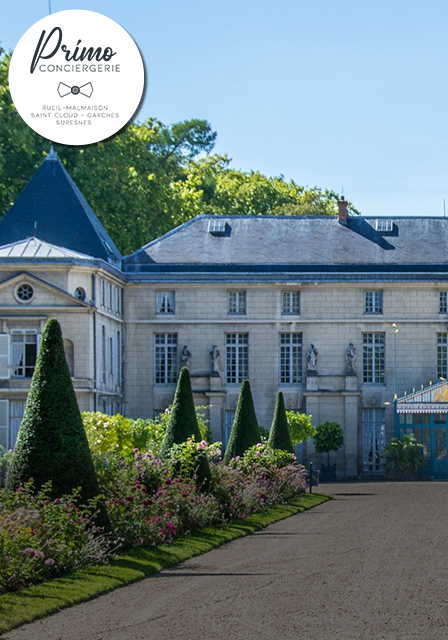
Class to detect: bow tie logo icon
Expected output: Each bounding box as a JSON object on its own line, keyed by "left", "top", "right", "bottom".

{"left": 57, "top": 82, "right": 93, "bottom": 98}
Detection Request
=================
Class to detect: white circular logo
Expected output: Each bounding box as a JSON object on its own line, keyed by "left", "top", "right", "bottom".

{"left": 9, "top": 10, "right": 145, "bottom": 145}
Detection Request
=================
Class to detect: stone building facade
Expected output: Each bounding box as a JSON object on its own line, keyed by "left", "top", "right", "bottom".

{"left": 2, "top": 150, "right": 448, "bottom": 478}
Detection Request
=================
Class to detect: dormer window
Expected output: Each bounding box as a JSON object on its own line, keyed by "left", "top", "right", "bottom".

{"left": 374, "top": 219, "right": 394, "bottom": 233}
{"left": 208, "top": 219, "right": 228, "bottom": 236}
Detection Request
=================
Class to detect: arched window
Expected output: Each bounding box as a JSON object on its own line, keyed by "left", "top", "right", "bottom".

{"left": 74, "top": 287, "right": 86, "bottom": 302}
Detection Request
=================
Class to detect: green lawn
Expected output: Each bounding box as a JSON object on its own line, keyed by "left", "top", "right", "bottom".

{"left": 0, "top": 492, "right": 331, "bottom": 634}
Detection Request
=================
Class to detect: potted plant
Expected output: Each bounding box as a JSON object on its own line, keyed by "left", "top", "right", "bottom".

{"left": 383, "top": 434, "right": 424, "bottom": 480}
{"left": 313, "top": 421, "right": 344, "bottom": 482}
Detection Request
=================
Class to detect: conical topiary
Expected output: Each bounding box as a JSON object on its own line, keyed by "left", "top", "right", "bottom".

{"left": 223, "top": 379, "right": 259, "bottom": 464}
{"left": 6, "top": 318, "right": 100, "bottom": 504}
{"left": 159, "top": 367, "right": 203, "bottom": 458}
{"left": 267, "top": 391, "right": 295, "bottom": 454}
{"left": 159, "top": 367, "right": 210, "bottom": 489}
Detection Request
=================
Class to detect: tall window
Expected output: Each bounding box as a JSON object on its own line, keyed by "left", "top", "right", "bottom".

{"left": 365, "top": 291, "right": 383, "bottom": 314}
{"left": 440, "top": 292, "right": 448, "bottom": 314}
{"left": 362, "top": 333, "right": 385, "bottom": 383}
{"left": 156, "top": 292, "right": 175, "bottom": 315}
{"left": 10, "top": 331, "right": 38, "bottom": 378}
{"left": 228, "top": 291, "right": 246, "bottom": 315}
{"left": 117, "top": 330, "right": 122, "bottom": 386}
{"left": 100, "top": 279, "right": 106, "bottom": 307}
{"left": 109, "top": 336, "right": 114, "bottom": 375}
{"left": 437, "top": 333, "right": 448, "bottom": 379}
{"left": 362, "top": 408, "right": 386, "bottom": 472}
{"left": 101, "top": 325, "right": 106, "bottom": 383}
{"left": 224, "top": 410, "right": 235, "bottom": 447}
{"left": 279, "top": 333, "right": 303, "bottom": 384}
{"left": 226, "top": 333, "right": 248, "bottom": 383}
{"left": 282, "top": 291, "right": 300, "bottom": 315}
{"left": 10, "top": 401, "right": 26, "bottom": 450}
{"left": 154, "top": 333, "right": 178, "bottom": 384}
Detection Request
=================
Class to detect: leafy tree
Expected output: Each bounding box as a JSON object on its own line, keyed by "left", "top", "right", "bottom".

{"left": 0, "top": 49, "right": 49, "bottom": 217}
{"left": 223, "top": 380, "right": 260, "bottom": 463}
{"left": 159, "top": 367, "right": 203, "bottom": 458}
{"left": 313, "top": 421, "right": 344, "bottom": 466}
{"left": 0, "top": 48, "right": 358, "bottom": 255}
{"left": 286, "top": 411, "right": 316, "bottom": 445}
{"left": 267, "top": 392, "right": 294, "bottom": 454}
{"left": 168, "top": 154, "right": 359, "bottom": 228}
{"left": 5, "top": 319, "right": 100, "bottom": 504}
{"left": 0, "top": 51, "right": 218, "bottom": 254}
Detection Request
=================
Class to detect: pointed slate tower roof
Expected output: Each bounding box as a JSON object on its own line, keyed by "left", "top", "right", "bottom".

{"left": 0, "top": 149, "right": 121, "bottom": 262}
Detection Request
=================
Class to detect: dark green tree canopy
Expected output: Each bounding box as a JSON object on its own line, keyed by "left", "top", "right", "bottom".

{"left": 313, "top": 421, "right": 344, "bottom": 465}
{"left": 267, "top": 392, "right": 295, "bottom": 454}
{"left": 6, "top": 318, "right": 100, "bottom": 503}
{"left": 223, "top": 380, "right": 260, "bottom": 464}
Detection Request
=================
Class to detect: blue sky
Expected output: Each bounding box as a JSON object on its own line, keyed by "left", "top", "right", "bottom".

{"left": 3, "top": 0, "right": 448, "bottom": 218}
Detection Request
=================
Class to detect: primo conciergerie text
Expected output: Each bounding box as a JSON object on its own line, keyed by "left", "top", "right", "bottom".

{"left": 30, "top": 27, "right": 120, "bottom": 73}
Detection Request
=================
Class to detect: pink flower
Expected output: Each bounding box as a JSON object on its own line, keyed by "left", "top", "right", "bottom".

{"left": 45, "top": 558, "right": 55, "bottom": 566}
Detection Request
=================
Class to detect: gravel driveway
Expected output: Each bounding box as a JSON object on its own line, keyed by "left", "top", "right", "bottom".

{"left": 4, "top": 482, "right": 448, "bottom": 640}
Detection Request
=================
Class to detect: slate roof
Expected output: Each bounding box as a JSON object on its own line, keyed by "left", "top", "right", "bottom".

{"left": 0, "top": 150, "right": 121, "bottom": 262}
{"left": 0, "top": 237, "right": 93, "bottom": 260}
{"left": 124, "top": 215, "right": 448, "bottom": 267}
{"left": 122, "top": 214, "right": 448, "bottom": 282}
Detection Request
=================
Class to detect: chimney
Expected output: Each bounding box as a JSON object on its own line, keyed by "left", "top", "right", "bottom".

{"left": 338, "top": 196, "right": 348, "bottom": 225}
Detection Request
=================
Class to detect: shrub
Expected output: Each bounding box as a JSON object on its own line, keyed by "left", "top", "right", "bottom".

{"left": 286, "top": 411, "right": 316, "bottom": 444}
{"left": 167, "top": 439, "right": 212, "bottom": 492}
{"left": 383, "top": 434, "right": 425, "bottom": 479}
{"left": 83, "top": 412, "right": 164, "bottom": 458}
{"left": 223, "top": 380, "right": 260, "bottom": 463}
{"left": 159, "top": 368, "right": 203, "bottom": 458}
{"left": 229, "top": 443, "right": 296, "bottom": 474}
{"left": 0, "top": 482, "right": 112, "bottom": 593}
{"left": 83, "top": 406, "right": 211, "bottom": 460}
{"left": 0, "top": 446, "right": 13, "bottom": 487}
{"left": 267, "top": 392, "right": 294, "bottom": 454}
{"left": 5, "top": 319, "right": 100, "bottom": 505}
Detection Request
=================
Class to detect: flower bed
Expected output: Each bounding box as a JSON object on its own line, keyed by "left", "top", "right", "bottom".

{"left": 0, "top": 441, "right": 307, "bottom": 594}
